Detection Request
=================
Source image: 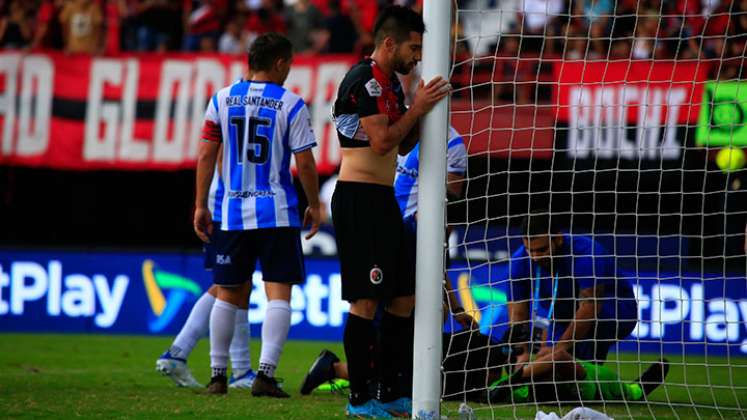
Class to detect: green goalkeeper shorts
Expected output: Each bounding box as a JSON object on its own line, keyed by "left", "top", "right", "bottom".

{"left": 488, "top": 361, "right": 644, "bottom": 403}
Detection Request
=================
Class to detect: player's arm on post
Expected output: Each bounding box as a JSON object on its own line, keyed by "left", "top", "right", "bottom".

{"left": 194, "top": 96, "right": 222, "bottom": 243}
{"left": 360, "top": 76, "right": 450, "bottom": 156}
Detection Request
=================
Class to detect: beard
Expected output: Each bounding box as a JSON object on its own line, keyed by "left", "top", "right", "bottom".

{"left": 393, "top": 54, "right": 415, "bottom": 75}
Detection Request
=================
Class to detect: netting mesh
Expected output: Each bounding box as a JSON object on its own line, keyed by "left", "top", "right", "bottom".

{"left": 440, "top": 0, "right": 747, "bottom": 417}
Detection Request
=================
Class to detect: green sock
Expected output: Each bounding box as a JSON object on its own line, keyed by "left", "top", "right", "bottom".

{"left": 579, "top": 361, "right": 643, "bottom": 401}
{"left": 512, "top": 385, "right": 530, "bottom": 403}
{"left": 489, "top": 373, "right": 530, "bottom": 403}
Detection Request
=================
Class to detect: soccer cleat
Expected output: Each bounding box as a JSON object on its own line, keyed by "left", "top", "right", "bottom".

{"left": 316, "top": 378, "right": 350, "bottom": 394}
{"left": 637, "top": 358, "right": 670, "bottom": 397}
{"left": 378, "top": 397, "right": 412, "bottom": 418}
{"left": 486, "top": 368, "right": 524, "bottom": 403}
{"left": 229, "top": 369, "right": 257, "bottom": 389}
{"left": 206, "top": 374, "right": 228, "bottom": 395}
{"left": 155, "top": 351, "right": 202, "bottom": 388}
{"left": 251, "top": 371, "right": 290, "bottom": 398}
{"left": 345, "top": 400, "right": 393, "bottom": 418}
{"left": 300, "top": 349, "right": 340, "bottom": 395}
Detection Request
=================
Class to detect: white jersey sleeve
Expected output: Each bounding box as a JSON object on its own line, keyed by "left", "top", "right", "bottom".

{"left": 288, "top": 99, "right": 317, "bottom": 153}
{"left": 447, "top": 127, "right": 467, "bottom": 174}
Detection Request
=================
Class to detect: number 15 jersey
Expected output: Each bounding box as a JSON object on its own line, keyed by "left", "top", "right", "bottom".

{"left": 201, "top": 80, "right": 317, "bottom": 231}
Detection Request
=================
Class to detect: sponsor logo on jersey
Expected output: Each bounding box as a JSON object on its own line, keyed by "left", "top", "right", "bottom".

{"left": 370, "top": 266, "right": 383, "bottom": 285}
{"left": 365, "top": 78, "right": 382, "bottom": 97}
{"left": 142, "top": 259, "right": 202, "bottom": 333}
{"left": 215, "top": 255, "right": 232, "bottom": 265}
{"left": 227, "top": 190, "right": 277, "bottom": 199}
{"left": 396, "top": 164, "right": 418, "bottom": 178}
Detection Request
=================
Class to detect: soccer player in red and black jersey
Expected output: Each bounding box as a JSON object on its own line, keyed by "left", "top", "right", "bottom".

{"left": 330, "top": 6, "right": 450, "bottom": 418}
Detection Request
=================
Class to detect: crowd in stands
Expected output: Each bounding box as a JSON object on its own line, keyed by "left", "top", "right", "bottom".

{"left": 454, "top": 0, "right": 747, "bottom": 102}
{"left": 0, "top": 0, "right": 407, "bottom": 54}
{"left": 1, "top": 0, "right": 744, "bottom": 103}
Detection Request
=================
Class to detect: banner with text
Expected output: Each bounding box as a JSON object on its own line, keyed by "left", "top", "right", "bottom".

{"left": 554, "top": 61, "right": 708, "bottom": 161}
{"left": 0, "top": 52, "right": 354, "bottom": 174}
{"left": 1, "top": 248, "right": 746, "bottom": 355}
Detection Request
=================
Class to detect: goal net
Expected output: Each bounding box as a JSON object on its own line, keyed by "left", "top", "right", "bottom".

{"left": 436, "top": 0, "right": 747, "bottom": 418}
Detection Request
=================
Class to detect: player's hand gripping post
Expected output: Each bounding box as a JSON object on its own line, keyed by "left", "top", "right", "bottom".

{"left": 411, "top": 76, "right": 451, "bottom": 117}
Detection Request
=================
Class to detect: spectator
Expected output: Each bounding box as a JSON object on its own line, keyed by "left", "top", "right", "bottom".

{"left": 131, "top": 0, "right": 182, "bottom": 52}
{"left": 631, "top": 10, "right": 658, "bottom": 59}
{"left": 609, "top": 38, "right": 632, "bottom": 59}
{"left": 118, "top": 0, "right": 140, "bottom": 51}
{"left": 32, "top": 0, "right": 65, "bottom": 50}
{"left": 494, "top": 34, "right": 533, "bottom": 104}
{"left": 218, "top": 15, "right": 246, "bottom": 53}
{"left": 459, "top": 0, "right": 516, "bottom": 56}
{"left": 284, "top": 0, "right": 324, "bottom": 53}
{"left": 563, "top": 28, "right": 589, "bottom": 59}
{"left": 0, "top": 0, "right": 32, "bottom": 49}
{"left": 347, "top": 0, "right": 378, "bottom": 54}
{"left": 184, "top": 0, "right": 223, "bottom": 51}
{"left": 518, "top": 0, "right": 565, "bottom": 53}
{"left": 579, "top": 0, "right": 613, "bottom": 24}
{"left": 198, "top": 33, "right": 216, "bottom": 51}
{"left": 59, "top": 0, "right": 104, "bottom": 54}
{"left": 244, "top": 0, "right": 285, "bottom": 44}
{"left": 321, "top": 0, "right": 357, "bottom": 53}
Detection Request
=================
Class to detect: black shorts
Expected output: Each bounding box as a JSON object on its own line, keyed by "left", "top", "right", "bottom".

{"left": 203, "top": 225, "right": 219, "bottom": 270}
{"left": 331, "top": 181, "right": 414, "bottom": 302}
{"left": 210, "top": 227, "right": 305, "bottom": 286}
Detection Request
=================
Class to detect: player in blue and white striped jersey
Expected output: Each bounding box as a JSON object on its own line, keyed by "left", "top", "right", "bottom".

{"left": 394, "top": 125, "right": 467, "bottom": 220}
{"left": 156, "top": 153, "right": 260, "bottom": 390}
{"left": 194, "top": 33, "right": 321, "bottom": 397}
{"left": 394, "top": 124, "right": 474, "bottom": 333}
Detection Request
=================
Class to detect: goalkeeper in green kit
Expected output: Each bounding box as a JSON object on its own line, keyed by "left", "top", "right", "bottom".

{"left": 487, "top": 323, "right": 669, "bottom": 404}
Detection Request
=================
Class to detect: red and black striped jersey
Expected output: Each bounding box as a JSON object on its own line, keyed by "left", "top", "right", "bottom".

{"left": 332, "top": 58, "right": 407, "bottom": 148}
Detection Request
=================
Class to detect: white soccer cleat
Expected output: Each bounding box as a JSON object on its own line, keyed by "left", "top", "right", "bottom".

{"left": 228, "top": 369, "right": 257, "bottom": 389}
{"left": 155, "top": 351, "right": 203, "bottom": 388}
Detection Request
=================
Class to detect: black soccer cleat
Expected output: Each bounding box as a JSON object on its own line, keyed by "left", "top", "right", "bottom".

{"left": 637, "top": 359, "right": 670, "bottom": 397}
{"left": 252, "top": 371, "right": 290, "bottom": 398}
{"left": 485, "top": 368, "right": 525, "bottom": 404}
{"left": 206, "top": 374, "right": 228, "bottom": 395}
{"left": 300, "top": 349, "right": 340, "bottom": 395}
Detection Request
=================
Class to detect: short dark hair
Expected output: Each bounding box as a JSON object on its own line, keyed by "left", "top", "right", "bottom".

{"left": 521, "top": 210, "right": 561, "bottom": 238}
{"left": 373, "top": 6, "right": 425, "bottom": 45}
{"left": 248, "top": 33, "right": 293, "bottom": 72}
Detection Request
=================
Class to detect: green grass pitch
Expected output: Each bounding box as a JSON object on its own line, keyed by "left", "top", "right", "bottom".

{"left": 0, "top": 334, "right": 745, "bottom": 419}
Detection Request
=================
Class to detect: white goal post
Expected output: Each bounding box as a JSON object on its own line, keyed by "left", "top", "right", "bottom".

{"left": 412, "top": 2, "right": 453, "bottom": 419}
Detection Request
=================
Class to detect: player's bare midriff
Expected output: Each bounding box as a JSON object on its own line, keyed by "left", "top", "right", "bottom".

{"left": 338, "top": 147, "right": 399, "bottom": 186}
